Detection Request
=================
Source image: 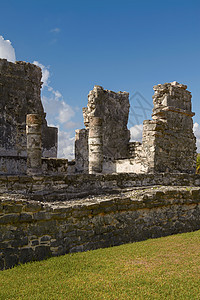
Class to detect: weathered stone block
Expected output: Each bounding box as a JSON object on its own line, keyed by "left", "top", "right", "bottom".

{"left": 4, "top": 248, "right": 19, "bottom": 269}
{"left": 19, "top": 213, "right": 33, "bottom": 222}
{"left": 10, "top": 236, "right": 28, "bottom": 247}
{"left": 19, "top": 248, "right": 34, "bottom": 264}
{"left": 34, "top": 245, "right": 51, "bottom": 260}
{"left": 0, "top": 214, "right": 19, "bottom": 224}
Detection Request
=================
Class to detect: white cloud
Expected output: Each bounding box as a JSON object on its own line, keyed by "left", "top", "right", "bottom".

{"left": 0, "top": 35, "right": 16, "bottom": 62}
{"left": 33, "top": 61, "right": 50, "bottom": 87}
{"left": 33, "top": 61, "right": 77, "bottom": 159}
{"left": 64, "top": 121, "right": 80, "bottom": 129}
{"left": 33, "top": 61, "right": 75, "bottom": 126}
{"left": 130, "top": 124, "right": 143, "bottom": 142}
{"left": 42, "top": 96, "right": 75, "bottom": 126}
{"left": 194, "top": 122, "right": 200, "bottom": 153}
{"left": 58, "top": 130, "right": 75, "bottom": 160}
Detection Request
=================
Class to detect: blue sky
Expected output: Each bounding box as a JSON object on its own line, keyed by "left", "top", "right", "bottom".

{"left": 0, "top": 0, "right": 200, "bottom": 157}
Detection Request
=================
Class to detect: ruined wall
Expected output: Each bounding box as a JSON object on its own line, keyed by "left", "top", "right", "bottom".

{"left": 150, "top": 82, "right": 197, "bottom": 173}
{"left": 0, "top": 59, "right": 57, "bottom": 159}
{"left": 0, "top": 173, "right": 200, "bottom": 201}
{"left": 76, "top": 82, "right": 196, "bottom": 175}
{"left": 1, "top": 186, "right": 200, "bottom": 270}
{"left": 0, "top": 158, "right": 68, "bottom": 176}
{"left": 116, "top": 82, "right": 197, "bottom": 174}
{"left": 75, "top": 129, "right": 88, "bottom": 173}
{"left": 41, "top": 158, "right": 68, "bottom": 175}
{"left": 0, "top": 157, "right": 27, "bottom": 175}
{"left": 75, "top": 86, "right": 130, "bottom": 172}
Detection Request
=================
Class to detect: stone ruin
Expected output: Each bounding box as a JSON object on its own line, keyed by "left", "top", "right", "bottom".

{"left": 0, "top": 59, "right": 67, "bottom": 175}
{"left": 0, "top": 59, "right": 199, "bottom": 270}
{"left": 75, "top": 86, "right": 130, "bottom": 173}
{"left": 75, "top": 82, "right": 197, "bottom": 175}
{"left": 0, "top": 59, "right": 57, "bottom": 157}
{"left": 0, "top": 58, "right": 197, "bottom": 175}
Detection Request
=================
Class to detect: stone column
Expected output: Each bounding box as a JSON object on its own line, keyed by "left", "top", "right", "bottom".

{"left": 88, "top": 117, "right": 103, "bottom": 174}
{"left": 26, "top": 114, "right": 42, "bottom": 175}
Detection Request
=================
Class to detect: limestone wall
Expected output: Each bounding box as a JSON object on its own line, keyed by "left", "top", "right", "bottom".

{"left": 0, "top": 158, "right": 68, "bottom": 176}
{"left": 1, "top": 186, "right": 200, "bottom": 270}
{"left": 41, "top": 158, "right": 68, "bottom": 175}
{"left": 75, "top": 86, "right": 130, "bottom": 172}
{"left": 75, "top": 129, "right": 88, "bottom": 173}
{"left": 0, "top": 173, "right": 200, "bottom": 201}
{"left": 127, "top": 82, "right": 197, "bottom": 174}
{"left": 151, "top": 82, "right": 196, "bottom": 173}
{"left": 0, "top": 59, "right": 57, "bottom": 159}
{"left": 0, "top": 157, "right": 27, "bottom": 175}
{"left": 75, "top": 82, "right": 196, "bottom": 175}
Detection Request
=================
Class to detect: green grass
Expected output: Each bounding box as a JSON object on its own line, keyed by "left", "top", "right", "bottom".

{"left": 1, "top": 230, "right": 200, "bottom": 300}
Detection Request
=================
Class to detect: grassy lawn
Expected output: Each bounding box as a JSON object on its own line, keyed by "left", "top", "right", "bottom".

{"left": 0, "top": 230, "right": 200, "bottom": 300}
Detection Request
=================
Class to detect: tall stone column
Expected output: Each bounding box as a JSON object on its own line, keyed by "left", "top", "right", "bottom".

{"left": 88, "top": 117, "right": 103, "bottom": 174}
{"left": 26, "top": 114, "right": 42, "bottom": 175}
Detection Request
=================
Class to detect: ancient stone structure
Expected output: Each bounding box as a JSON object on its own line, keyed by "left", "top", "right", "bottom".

{"left": 1, "top": 174, "right": 200, "bottom": 270}
{"left": 26, "top": 114, "right": 42, "bottom": 175}
{"left": 88, "top": 117, "right": 103, "bottom": 174}
{"left": 0, "top": 58, "right": 199, "bottom": 271}
{"left": 75, "top": 86, "right": 130, "bottom": 173}
{"left": 0, "top": 59, "right": 196, "bottom": 176}
{"left": 140, "top": 81, "right": 197, "bottom": 173}
{"left": 0, "top": 59, "right": 58, "bottom": 175}
{"left": 76, "top": 82, "right": 197, "bottom": 174}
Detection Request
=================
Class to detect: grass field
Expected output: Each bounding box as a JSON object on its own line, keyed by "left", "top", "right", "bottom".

{"left": 0, "top": 230, "right": 200, "bottom": 299}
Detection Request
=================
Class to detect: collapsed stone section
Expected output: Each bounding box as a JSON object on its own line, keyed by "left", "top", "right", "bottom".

{"left": 0, "top": 59, "right": 57, "bottom": 158}
{"left": 75, "top": 86, "right": 130, "bottom": 172}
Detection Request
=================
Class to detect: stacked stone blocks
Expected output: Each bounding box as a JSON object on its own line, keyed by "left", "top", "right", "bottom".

{"left": 26, "top": 114, "right": 42, "bottom": 175}
{"left": 75, "top": 85, "right": 130, "bottom": 173}
{"left": 76, "top": 82, "right": 196, "bottom": 174}
{"left": 88, "top": 117, "right": 103, "bottom": 174}
{"left": 143, "top": 82, "right": 197, "bottom": 173}
{"left": 1, "top": 185, "right": 200, "bottom": 270}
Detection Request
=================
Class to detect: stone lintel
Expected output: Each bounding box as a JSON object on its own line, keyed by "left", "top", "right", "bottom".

{"left": 152, "top": 106, "right": 195, "bottom": 117}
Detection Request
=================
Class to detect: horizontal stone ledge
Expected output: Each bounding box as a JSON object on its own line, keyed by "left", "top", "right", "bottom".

{"left": 153, "top": 106, "right": 195, "bottom": 117}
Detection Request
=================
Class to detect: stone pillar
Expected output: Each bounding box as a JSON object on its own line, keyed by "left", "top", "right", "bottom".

{"left": 88, "top": 117, "right": 103, "bottom": 174}
{"left": 26, "top": 114, "right": 42, "bottom": 175}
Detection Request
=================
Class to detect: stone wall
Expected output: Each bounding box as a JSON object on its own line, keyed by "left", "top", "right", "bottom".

{"left": 75, "top": 129, "right": 88, "bottom": 173}
{"left": 143, "top": 82, "right": 197, "bottom": 173}
{"left": 0, "top": 59, "right": 57, "bottom": 159}
{"left": 75, "top": 82, "right": 197, "bottom": 175}
{"left": 0, "top": 158, "right": 68, "bottom": 176}
{"left": 42, "top": 158, "right": 68, "bottom": 175}
{"left": 106, "top": 82, "right": 197, "bottom": 174}
{"left": 0, "top": 173, "right": 200, "bottom": 201}
{"left": 0, "top": 72, "right": 197, "bottom": 176}
{"left": 1, "top": 186, "right": 200, "bottom": 270}
{"left": 0, "top": 157, "right": 27, "bottom": 175}
{"left": 75, "top": 86, "right": 130, "bottom": 172}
